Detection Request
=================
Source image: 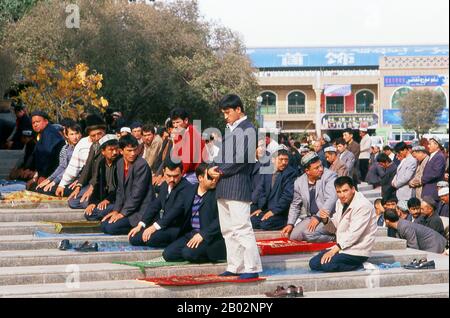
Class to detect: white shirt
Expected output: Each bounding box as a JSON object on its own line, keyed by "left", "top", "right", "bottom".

{"left": 58, "top": 137, "right": 93, "bottom": 187}
{"left": 227, "top": 116, "right": 247, "bottom": 132}
{"left": 359, "top": 134, "right": 371, "bottom": 159}
{"left": 389, "top": 153, "right": 395, "bottom": 161}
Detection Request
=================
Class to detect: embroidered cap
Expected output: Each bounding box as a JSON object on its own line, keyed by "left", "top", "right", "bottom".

{"left": 301, "top": 152, "right": 320, "bottom": 167}
{"left": 324, "top": 146, "right": 337, "bottom": 153}
{"left": 438, "top": 187, "right": 449, "bottom": 197}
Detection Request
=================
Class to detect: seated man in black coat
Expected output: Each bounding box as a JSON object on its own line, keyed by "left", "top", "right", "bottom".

{"left": 84, "top": 137, "right": 120, "bottom": 221}
{"left": 251, "top": 149, "right": 297, "bottom": 230}
{"left": 418, "top": 196, "right": 445, "bottom": 236}
{"left": 28, "top": 111, "right": 65, "bottom": 186}
{"left": 162, "top": 163, "right": 226, "bottom": 263}
{"left": 101, "top": 135, "right": 154, "bottom": 235}
{"left": 128, "top": 159, "right": 192, "bottom": 247}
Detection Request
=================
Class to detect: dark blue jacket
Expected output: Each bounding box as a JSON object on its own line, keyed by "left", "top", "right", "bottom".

{"left": 251, "top": 166, "right": 297, "bottom": 216}
{"left": 141, "top": 178, "right": 192, "bottom": 230}
{"left": 214, "top": 118, "right": 256, "bottom": 202}
{"left": 422, "top": 151, "right": 446, "bottom": 201}
{"left": 32, "top": 124, "right": 65, "bottom": 177}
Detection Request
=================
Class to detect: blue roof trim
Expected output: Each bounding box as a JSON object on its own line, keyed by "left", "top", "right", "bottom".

{"left": 246, "top": 45, "right": 449, "bottom": 68}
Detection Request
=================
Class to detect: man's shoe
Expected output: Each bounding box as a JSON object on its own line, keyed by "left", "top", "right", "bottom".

{"left": 238, "top": 273, "right": 259, "bottom": 280}
{"left": 218, "top": 271, "right": 239, "bottom": 277}
{"left": 287, "top": 285, "right": 304, "bottom": 298}
{"left": 58, "top": 239, "right": 72, "bottom": 251}
{"left": 74, "top": 241, "right": 99, "bottom": 252}
{"left": 265, "top": 286, "right": 288, "bottom": 298}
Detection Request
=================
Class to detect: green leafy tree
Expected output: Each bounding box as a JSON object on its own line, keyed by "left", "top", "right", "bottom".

{"left": 398, "top": 89, "right": 446, "bottom": 137}
{"left": 2, "top": 0, "right": 259, "bottom": 129}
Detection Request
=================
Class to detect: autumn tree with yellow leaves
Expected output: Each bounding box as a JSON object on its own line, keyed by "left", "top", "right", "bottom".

{"left": 18, "top": 60, "right": 108, "bottom": 122}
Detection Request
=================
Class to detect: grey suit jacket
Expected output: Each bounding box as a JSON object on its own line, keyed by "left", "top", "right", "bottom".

{"left": 339, "top": 150, "right": 355, "bottom": 173}
{"left": 113, "top": 157, "right": 155, "bottom": 227}
{"left": 397, "top": 219, "right": 446, "bottom": 253}
{"left": 392, "top": 154, "right": 417, "bottom": 201}
{"left": 214, "top": 118, "right": 256, "bottom": 202}
{"left": 287, "top": 168, "right": 338, "bottom": 225}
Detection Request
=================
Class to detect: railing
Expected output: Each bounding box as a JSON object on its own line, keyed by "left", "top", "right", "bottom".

{"left": 260, "top": 106, "right": 277, "bottom": 115}
{"left": 356, "top": 104, "right": 374, "bottom": 113}
{"left": 326, "top": 104, "right": 344, "bottom": 113}
{"left": 288, "top": 105, "right": 305, "bottom": 114}
{"left": 256, "top": 70, "right": 380, "bottom": 78}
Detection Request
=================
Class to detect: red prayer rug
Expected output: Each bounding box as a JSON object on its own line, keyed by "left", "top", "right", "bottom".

{"left": 138, "top": 274, "right": 266, "bottom": 286}
{"left": 257, "top": 238, "right": 335, "bottom": 256}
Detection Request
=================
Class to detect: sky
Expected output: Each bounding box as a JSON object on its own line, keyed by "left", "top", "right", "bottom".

{"left": 195, "top": 0, "right": 449, "bottom": 48}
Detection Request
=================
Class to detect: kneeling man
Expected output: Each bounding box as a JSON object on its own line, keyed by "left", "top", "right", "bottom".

{"left": 309, "top": 176, "right": 377, "bottom": 272}
{"left": 162, "top": 163, "right": 226, "bottom": 263}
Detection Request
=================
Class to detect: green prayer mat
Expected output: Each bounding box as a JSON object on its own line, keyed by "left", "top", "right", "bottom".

{"left": 113, "top": 256, "right": 190, "bottom": 274}
{"left": 40, "top": 220, "right": 102, "bottom": 234}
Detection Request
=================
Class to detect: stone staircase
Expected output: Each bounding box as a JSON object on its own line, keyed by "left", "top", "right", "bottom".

{"left": 0, "top": 150, "right": 24, "bottom": 180}
{"left": 0, "top": 183, "right": 447, "bottom": 298}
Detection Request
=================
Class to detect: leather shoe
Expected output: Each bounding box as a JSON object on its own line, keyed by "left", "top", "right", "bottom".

{"left": 404, "top": 258, "right": 435, "bottom": 270}
{"left": 287, "top": 285, "right": 304, "bottom": 297}
{"left": 58, "top": 239, "right": 72, "bottom": 251}
{"left": 74, "top": 241, "right": 98, "bottom": 252}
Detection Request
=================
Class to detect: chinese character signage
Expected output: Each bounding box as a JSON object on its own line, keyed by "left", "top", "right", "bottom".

{"left": 247, "top": 45, "right": 449, "bottom": 68}
{"left": 324, "top": 85, "right": 352, "bottom": 97}
{"left": 383, "top": 109, "right": 449, "bottom": 125}
{"left": 321, "top": 114, "right": 379, "bottom": 130}
{"left": 384, "top": 76, "right": 448, "bottom": 87}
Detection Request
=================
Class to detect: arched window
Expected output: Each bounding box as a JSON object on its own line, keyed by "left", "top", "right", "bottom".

{"left": 391, "top": 87, "right": 413, "bottom": 109}
{"left": 355, "top": 90, "right": 374, "bottom": 113}
{"left": 260, "top": 92, "right": 277, "bottom": 115}
{"left": 288, "top": 91, "right": 306, "bottom": 114}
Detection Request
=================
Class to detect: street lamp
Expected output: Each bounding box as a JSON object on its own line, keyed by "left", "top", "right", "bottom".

{"left": 256, "top": 95, "right": 263, "bottom": 128}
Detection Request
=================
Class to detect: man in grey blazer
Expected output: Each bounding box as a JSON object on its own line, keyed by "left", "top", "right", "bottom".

{"left": 281, "top": 152, "right": 338, "bottom": 242}
{"left": 392, "top": 142, "right": 417, "bottom": 202}
{"left": 208, "top": 94, "right": 262, "bottom": 280}
{"left": 101, "top": 135, "right": 154, "bottom": 235}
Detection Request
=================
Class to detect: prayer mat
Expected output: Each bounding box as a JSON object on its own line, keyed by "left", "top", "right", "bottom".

{"left": 1, "top": 190, "right": 67, "bottom": 203}
{"left": 257, "top": 238, "right": 336, "bottom": 256}
{"left": 138, "top": 274, "right": 266, "bottom": 286}
{"left": 40, "top": 220, "right": 102, "bottom": 234}
{"left": 33, "top": 230, "right": 111, "bottom": 238}
{"left": 69, "top": 241, "right": 159, "bottom": 252}
{"left": 113, "top": 256, "right": 187, "bottom": 274}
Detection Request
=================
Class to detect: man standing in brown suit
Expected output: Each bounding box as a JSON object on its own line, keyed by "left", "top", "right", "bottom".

{"left": 409, "top": 146, "right": 430, "bottom": 199}
{"left": 343, "top": 128, "right": 360, "bottom": 185}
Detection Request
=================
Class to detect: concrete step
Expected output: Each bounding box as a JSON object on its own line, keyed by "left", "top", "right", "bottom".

{"left": 0, "top": 248, "right": 164, "bottom": 267}
{"left": 236, "top": 283, "right": 450, "bottom": 298}
{"left": 362, "top": 191, "right": 382, "bottom": 199}
{"left": 0, "top": 201, "right": 70, "bottom": 209}
{"left": 0, "top": 265, "right": 447, "bottom": 298}
{"left": 0, "top": 241, "right": 426, "bottom": 268}
{"left": 0, "top": 228, "right": 391, "bottom": 250}
{"left": 0, "top": 234, "right": 129, "bottom": 250}
{"left": 0, "top": 208, "right": 82, "bottom": 222}
{"left": 0, "top": 222, "right": 56, "bottom": 236}
{"left": 0, "top": 247, "right": 426, "bottom": 286}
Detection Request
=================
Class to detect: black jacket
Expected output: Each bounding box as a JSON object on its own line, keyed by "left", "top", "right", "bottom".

{"left": 141, "top": 178, "right": 192, "bottom": 229}
{"left": 179, "top": 186, "right": 224, "bottom": 244}
{"left": 89, "top": 157, "right": 120, "bottom": 205}
{"left": 113, "top": 157, "right": 155, "bottom": 227}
